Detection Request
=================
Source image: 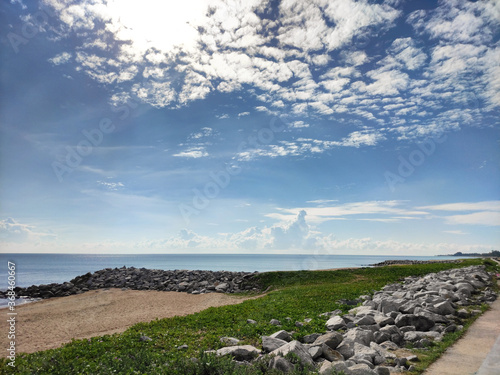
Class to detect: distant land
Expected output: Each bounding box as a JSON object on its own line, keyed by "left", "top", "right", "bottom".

{"left": 439, "top": 250, "right": 500, "bottom": 257}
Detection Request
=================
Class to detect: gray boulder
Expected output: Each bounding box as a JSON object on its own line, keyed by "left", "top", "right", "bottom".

{"left": 216, "top": 345, "right": 260, "bottom": 361}
{"left": 326, "top": 315, "right": 347, "bottom": 330}
{"left": 321, "top": 343, "right": 344, "bottom": 362}
{"left": 270, "top": 340, "right": 314, "bottom": 366}
{"left": 345, "top": 328, "right": 375, "bottom": 346}
{"left": 313, "top": 331, "right": 344, "bottom": 350}
{"left": 268, "top": 356, "right": 294, "bottom": 373}
{"left": 262, "top": 336, "right": 287, "bottom": 352}
{"left": 270, "top": 330, "right": 292, "bottom": 342}
{"left": 395, "top": 314, "right": 435, "bottom": 331}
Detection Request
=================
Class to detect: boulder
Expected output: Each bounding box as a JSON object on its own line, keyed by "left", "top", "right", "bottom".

{"left": 395, "top": 314, "right": 435, "bottom": 331}
{"left": 262, "top": 336, "right": 287, "bottom": 352}
{"left": 345, "top": 328, "right": 375, "bottom": 346}
{"left": 215, "top": 345, "right": 260, "bottom": 361}
{"left": 326, "top": 315, "right": 347, "bottom": 331}
{"left": 321, "top": 343, "right": 344, "bottom": 362}
{"left": 268, "top": 356, "right": 294, "bottom": 373}
{"left": 270, "top": 330, "right": 292, "bottom": 342}
{"left": 313, "top": 331, "right": 344, "bottom": 350}
{"left": 270, "top": 340, "right": 314, "bottom": 366}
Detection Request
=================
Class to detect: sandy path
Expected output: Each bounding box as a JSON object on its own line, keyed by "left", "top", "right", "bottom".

{"left": 0, "top": 288, "right": 260, "bottom": 355}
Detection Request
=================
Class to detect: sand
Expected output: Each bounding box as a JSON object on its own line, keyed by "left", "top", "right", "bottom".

{"left": 0, "top": 288, "right": 261, "bottom": 355}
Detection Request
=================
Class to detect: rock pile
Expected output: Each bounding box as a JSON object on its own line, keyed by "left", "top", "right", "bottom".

{"left": 370, "top": 259, "right": 463, "bottom": 267}
{"left": 212, "top": 265, "right": 497, "bottom": 374}
{"left": 2, "top": 267, "right": 259, "bottom": 299}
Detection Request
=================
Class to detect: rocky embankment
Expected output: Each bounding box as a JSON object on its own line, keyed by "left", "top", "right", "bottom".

{"left": 208, "top": 265, "right": 497, "bottom": 374}
{"left": 370, "top": 259, "right": 464, "bottom": 267}
{"left": 0, "top": 267, "right": 260, "bottom": 299}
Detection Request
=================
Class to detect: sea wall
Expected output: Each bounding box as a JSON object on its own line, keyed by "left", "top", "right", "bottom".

{"left": 212, "top": 265, "right": 498, "bottom": 374}
{"left": 369, "top": 259, "right": 463, "bottom": 267}
{"left": 1, "top": 267, "right": 260, "bottom": 299}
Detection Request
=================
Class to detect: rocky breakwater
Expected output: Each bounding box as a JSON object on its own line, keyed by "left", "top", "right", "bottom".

{"left": 370, "top": 259, "right": 463, "bottom": 267}
{"left": 2, "top": 267, "right": 260, "bottom": 300}
{"left": 212, "top": 265, "right": 498, "bottom": 374}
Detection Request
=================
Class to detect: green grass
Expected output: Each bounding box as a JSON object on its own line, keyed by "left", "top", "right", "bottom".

{"left": 1, "top": 259, "right": 496, "bottom": 375}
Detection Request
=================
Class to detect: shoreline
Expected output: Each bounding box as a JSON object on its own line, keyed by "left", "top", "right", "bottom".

{"left": 0, "top": 288, "right": 264, "bottom": 356}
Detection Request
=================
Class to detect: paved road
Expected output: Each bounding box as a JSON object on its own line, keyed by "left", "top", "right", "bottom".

{"left": 424, "top": 271, "right": 500, "bottom": 375}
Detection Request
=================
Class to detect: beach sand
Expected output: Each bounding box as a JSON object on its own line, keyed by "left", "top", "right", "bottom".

{"left": 0, "top": 288, "right": 261, "bottom": 355}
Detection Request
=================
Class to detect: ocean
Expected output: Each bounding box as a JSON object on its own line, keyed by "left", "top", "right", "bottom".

{"left": 0, "top": 253, "right": 461, "bottom": 289}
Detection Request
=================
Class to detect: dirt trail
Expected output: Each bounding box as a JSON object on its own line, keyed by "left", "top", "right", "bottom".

{"left": 0, "top": 288, "right": 261, "bottom": 355}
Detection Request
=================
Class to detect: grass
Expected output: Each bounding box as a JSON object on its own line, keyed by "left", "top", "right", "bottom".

{"left": 1, "top": 259, "right": 497, "bottom": 374}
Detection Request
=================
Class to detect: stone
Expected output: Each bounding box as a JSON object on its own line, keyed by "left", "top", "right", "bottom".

{"left": 349, "top": 363, "right": 377, "bottom": 375}
{"left": 270, "top": 340, "right": 314, "bottom": 366}
{"left": 268, "top": 356, "right": 294, "bottom": 373}
{"left": 345, "top": 328, "right": 375, "bottom": 346}
{"left": 270, "top": 319, "right": 281, "bottom": 326}
{"left": 216, "top": 345, "right": 260, "bottom": 361}
{"left": 220, "top": 337, "right": 240, "bottom": 346}
{"left": 326, "top": 315, "right": 347, "bottom": 330}
{"left": 355, "top": 315, "right": 377, "bottom": 326}
{"left": 262, "top": 336, "right": 287, "bottom": 352}
{"left": 395, "top": 314, "right": 435, "bottom": 331}
{"left": 215, "top": 282, "right": 229, "bottom": 292}
{"left": 313, "top": 331, "right": 344, "bottom": 350}
{"left": 335, "top": 341, "right": 355, "bottom": 359}
{"left": 270, "top": 330, "right": 292, "bottom": 342}
{"left": 370, "top": 342, "right": 396, "bottom": 360}
{"left": 374, "top": 366, "right": 391, "bottom": 375}
{"left": 247, "top": 319, "right": 257, "bottom": 324}
{"left": 308, "top": 345, "right": 323, "bottom": 360}
{"left": 321, "top": 343, "right": 344, "bottom": 362}
{"left": 404, "top": 331, "right": 440, "bottom": 342}
{"left": 318, "top": 361, "right": 334, "bottom": 375}
{"left": 433, "top": 301, "right": 455, "bottom": 315}
{"left": 303, "top": 333, "right": 321, "bottom": 343}
{"left": 139, "top": 335, "right": 152, "bottom": 342}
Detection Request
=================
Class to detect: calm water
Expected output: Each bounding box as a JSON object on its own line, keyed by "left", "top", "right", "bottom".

{"left": 0, "top": 253, "right": 460, "bottom": 288}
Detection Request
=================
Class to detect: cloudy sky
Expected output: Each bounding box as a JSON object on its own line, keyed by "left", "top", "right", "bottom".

{"left": 1, "top": 0, "right": 499, "bottom": 255}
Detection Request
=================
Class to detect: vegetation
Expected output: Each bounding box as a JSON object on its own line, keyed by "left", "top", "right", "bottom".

{"left": 1, "top": 259, "right": 497, "bottom": 375}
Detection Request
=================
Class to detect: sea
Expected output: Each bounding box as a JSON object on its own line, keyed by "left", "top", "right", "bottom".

{"left": 0, "top": 253, "right": 462, "bottom": 289}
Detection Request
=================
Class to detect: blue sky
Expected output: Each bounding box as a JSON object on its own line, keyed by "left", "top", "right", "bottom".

{"left": 0, "top": 0, "right": 499, "bottom": 255}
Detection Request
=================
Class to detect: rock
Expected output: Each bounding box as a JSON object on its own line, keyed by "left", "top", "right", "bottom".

{"left": 220, "top": 337, "right": 240, "bottom": 346}
{"left": 215, "top": 283, "right": 229, "bottom": 292}
{"left": 370, "top": 342, "right": 396, "bottom": 360}
{"left": 247, "top": 319, "right": 257, "bottom": 324}
{"left": 139, "top": 335, "right": 152, "bottom": 342}
{"left": 345, "top": 328, "right": 375, "bottom": 346}
{"left": 313, "top": 331, "right": 344, "bottom": 350}
{"left": 433, "top": 301, "right": 455, "bottom": 315}
{"left": 355, "top": 315, "right": 377, "bottom": 326}
{"left": 262, "top": 336, "right": 287, "bottom": 352}
{"left": 268, "top": 356, "right": 294, "bottom": 373}
{"left": 395, "top": 314, "right": 435, "bottom": 331}
{"left": 378, "top": 341, "right": 399, "bottom": 351}
{"left": 326, "top": 315, "right": 347, "bottom": 330}
{"left": 308, "top": 345, "right": 323, "bottom": 360}
{"left": 270, "top": 319, "right": 281, "bottom": 326}
{"left": 216, "top": 345, "right": 260, "bottom": 361}
{"left": 270, "top": 330, "right": 292, "bottom": 342}
{"left": 403, "top": 331, "right": 440, "bottom": 342}
{"left": 321, "top": 343, "right": 344, "bottom": 362}
{"left": 318, "top": 361, "right": 334, "bottom": 375}
{"left": 303, "top": 333, "right": 321, "bottom": 343}
{"left": 270, "top": 340, "right": 314, "bottom": 366}
{"left": 349, "top": 363, "right": 377, "bottom": 375}
{"left": 374, "top": 366, "right": 391, "bottom": 375}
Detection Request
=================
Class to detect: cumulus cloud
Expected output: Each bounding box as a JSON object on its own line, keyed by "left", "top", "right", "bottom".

{"left": 0, "top": 218, "right": 56, "bottom": 242}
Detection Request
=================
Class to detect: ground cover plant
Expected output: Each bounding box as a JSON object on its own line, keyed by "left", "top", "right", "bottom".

{"left": 1, "top": 259, "right": 497, "bottom": 375}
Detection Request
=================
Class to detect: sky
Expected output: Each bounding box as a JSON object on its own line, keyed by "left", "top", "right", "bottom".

{"left": 0, "top": 0, "right": 499, "bottom": 256}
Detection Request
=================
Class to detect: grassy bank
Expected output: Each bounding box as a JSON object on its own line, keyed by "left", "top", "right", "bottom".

{"left": 1, "top": 259, "right": 497, "bottom": 374}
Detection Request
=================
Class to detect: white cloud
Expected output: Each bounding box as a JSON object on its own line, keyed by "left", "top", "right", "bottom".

{"left": 0, "top": 218, "right": 56, "bottom": 242}
{"left": 445, "top": 211, "right": 500, "bottom": 227}
{"left": 173, "top": 147, "right": 209, "bottom": 158}
{"left": 48, "top": 52, "right": 72, "bottom": 65}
